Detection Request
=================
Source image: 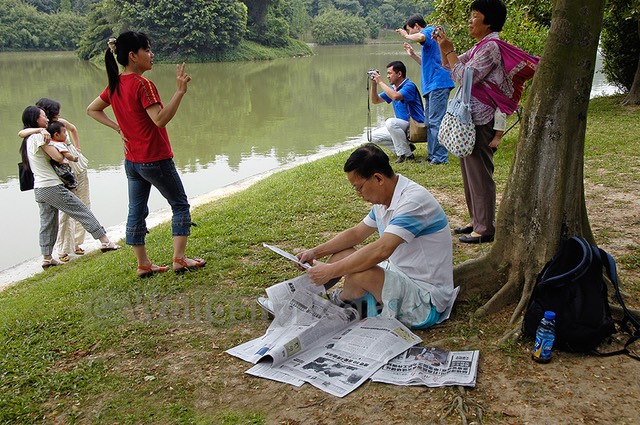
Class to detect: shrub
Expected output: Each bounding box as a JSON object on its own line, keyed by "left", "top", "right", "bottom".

{"left": 312, "top": 9, "right": 368, "bottom": 45}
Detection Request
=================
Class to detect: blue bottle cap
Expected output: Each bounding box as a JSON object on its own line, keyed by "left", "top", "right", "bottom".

{"left": 544, "top": 311, "right": 556, "bottom": 320}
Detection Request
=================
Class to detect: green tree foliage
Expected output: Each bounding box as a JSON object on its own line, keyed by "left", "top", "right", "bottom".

{"left": 243, "top": 0, "right": 294, "bottom": 47}
{"left": 312, "top": 8, "right": 368, "bottom": 44}
{"left": 77, "top": 0, "right": 312, "bottom": 62}
{"left": 110, "top": 0, "right": 248, "bottom": 61}
{"left": 303, "top": 0, "right": 434, "bottom": 39}
{"left": 0, "top": 0, "right": 86, "bottom": 50}
{"left": 24, "top": 0, "right": 58, "bottom": 13}
{"left": 375, "top": 0, "right": 434, "bottom": 29}
{"left": 23, "top": 0, "right": 95, "bottom": 13}
{"left": 75, "top": 0, "right": 122, "bottom": 60}
{"left": 287, "top": 0, "right": 311, "bottom": 37}
{"left": 49, "top": 11, "right": 87, "bottom": 48}
{"left": 600, "top": 0, "right": 639, "bottom": 92}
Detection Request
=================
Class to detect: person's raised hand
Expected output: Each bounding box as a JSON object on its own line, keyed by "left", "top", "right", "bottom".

{"left": 396, "top": 28, "right": 408, "bottom": 39}
{"left": 403, "top": 42, "right": 415, "bottom": 56}
{"left": 176, "top": 63, "right": 192, "bottom": 94}
{"left": 432, "top": 26, "right": 453, "bottom": 52}
{"left": 40, "top": 128, "right": 51, "bottom": 143}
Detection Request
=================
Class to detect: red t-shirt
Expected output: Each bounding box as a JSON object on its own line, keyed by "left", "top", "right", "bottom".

{"left": 100, "top": 74, "right": 173, "bottom": 163}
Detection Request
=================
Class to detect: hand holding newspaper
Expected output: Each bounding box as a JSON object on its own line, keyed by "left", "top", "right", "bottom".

{"left": 263, "top": 243, "right": 311, "bottom": 269}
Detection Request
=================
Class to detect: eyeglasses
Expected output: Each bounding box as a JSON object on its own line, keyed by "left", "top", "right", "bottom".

{"left": 352, "top": 177, "right": 372, "bottom": 194}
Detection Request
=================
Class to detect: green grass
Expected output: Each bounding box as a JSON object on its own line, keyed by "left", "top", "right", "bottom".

{"left": 0, "top": 94, "right": 637, "bottom": 423}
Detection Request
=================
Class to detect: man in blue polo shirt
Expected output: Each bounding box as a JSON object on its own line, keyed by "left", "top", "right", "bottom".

{"left": 397, "top": 15, "right": 454, "bottom": 165}
{"left": 369, "top": 61, "right": 425, "bottom": 163}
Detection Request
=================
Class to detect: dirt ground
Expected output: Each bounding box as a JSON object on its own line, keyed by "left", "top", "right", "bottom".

{"left": 203, "top": 181, "right": 639, "bottom": 425}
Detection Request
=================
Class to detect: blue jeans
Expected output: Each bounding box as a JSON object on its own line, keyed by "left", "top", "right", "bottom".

{"left": 424, "top": 87, "right": 452, "bottom": 163}
{"left": 125, "top": 158, "right": 191, "bottom": 246}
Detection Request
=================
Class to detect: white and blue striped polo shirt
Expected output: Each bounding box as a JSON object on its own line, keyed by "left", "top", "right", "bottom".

{"left": 363, "top": 174, "right": 454, "bottom": 312}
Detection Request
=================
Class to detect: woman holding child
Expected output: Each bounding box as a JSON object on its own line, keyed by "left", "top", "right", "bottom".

{"left": 87, "top": 31, "right": 205, "bottom": 278}
{"left": 19, "top": 106, "right": 119, "bottom": 269}
{"left": 19, "top": 98, "right": 91, "bottom": 262}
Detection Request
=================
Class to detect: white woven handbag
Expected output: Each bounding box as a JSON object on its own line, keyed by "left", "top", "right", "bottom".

{"left": 438, "top": 67, "right": 475, "bottom": 157}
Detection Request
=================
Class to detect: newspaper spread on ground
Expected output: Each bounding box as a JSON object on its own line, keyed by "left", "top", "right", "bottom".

{"left": 370, "top": 346, "right": 479, "bottom": 387}
{"left": 226, "top": 274, "right": 422, "bottom": 397}
{"left": 267, "top": 316, "right": 421, "bottom": 397}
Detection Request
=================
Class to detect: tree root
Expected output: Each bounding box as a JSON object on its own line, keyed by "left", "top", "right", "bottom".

{"left": 498, "top": 320, "right": 523, "bottom": 345}
{"left": 453, "top": 256, "right": 504, "bottom": 302}
{"left": 440, "top": 386, "right": 484, "bottom": 425}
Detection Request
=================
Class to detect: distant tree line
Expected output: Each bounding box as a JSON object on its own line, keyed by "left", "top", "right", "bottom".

{"left": 0, "top": 0, "right": 637, "bottom": 97}
{"left": 0, "top": 0, "right": 88, "bottom": 50}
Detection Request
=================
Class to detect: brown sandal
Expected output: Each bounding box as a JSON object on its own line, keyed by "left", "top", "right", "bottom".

{"left": 42, "top": 258, "right": 61, "bottom": 269}
{"left": 137, "top": 264, "right": 168, "bottom": 278}
{"left": 173, "top": 257, "right": 206, "bottom": 274}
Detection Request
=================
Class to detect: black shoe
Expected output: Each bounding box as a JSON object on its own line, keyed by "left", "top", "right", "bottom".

{"left": 394, "top": 154, "right": 416, "bottom": 163}
{"left": 454, "top": 225, "right": 473, "bottom": 234}
{"left": 459, "top": 234, "right": 494, "bottom": 244}
{"left": 409, "top": 143, "right": 416, "bottom": 152}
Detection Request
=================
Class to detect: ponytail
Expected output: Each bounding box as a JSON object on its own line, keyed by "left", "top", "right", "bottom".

{"left": 105, "top": 46, "right": 120, "bottom": 95}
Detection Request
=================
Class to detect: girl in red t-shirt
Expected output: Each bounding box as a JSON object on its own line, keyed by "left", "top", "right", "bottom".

{"left": 87, "top": 31, "right": 205, "bottom": 278}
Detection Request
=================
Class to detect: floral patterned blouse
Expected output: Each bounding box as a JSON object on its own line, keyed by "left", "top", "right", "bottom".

{"left": 451, "top": 33, "right": 511, "bottom": 126}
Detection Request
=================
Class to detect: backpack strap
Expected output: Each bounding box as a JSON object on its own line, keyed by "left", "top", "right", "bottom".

{"left": 594, "top": 247, "right": 640, "bottom": 360}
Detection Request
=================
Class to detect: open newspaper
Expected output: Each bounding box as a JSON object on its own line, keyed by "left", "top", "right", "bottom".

{"left": 226, "top": 274, "right": 422, "bottom": 397}
{"left": 371, "top": 346, "right": 479, "bottom": 387}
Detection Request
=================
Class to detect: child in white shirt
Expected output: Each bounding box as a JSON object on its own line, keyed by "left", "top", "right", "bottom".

{"left": 47, "top": 121, "right": 78, "bottom": 190}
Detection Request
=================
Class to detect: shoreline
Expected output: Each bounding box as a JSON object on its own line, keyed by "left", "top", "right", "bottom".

{"left": 0, "top": 139, "right": 361, "bottom": 292}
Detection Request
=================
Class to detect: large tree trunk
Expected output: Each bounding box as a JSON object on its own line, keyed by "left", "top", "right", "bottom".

{"left": 622, "top": 22, "right": 640, "bottom": 106}
{"left": 454, "top": 0, "right": 606, "bottom": 323}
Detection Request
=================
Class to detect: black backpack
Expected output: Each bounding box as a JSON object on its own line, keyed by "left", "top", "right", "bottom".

{"left": 523, "top": 236, "right": 640, "bottom": 358}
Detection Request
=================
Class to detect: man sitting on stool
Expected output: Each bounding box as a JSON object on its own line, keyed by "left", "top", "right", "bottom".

{"left": 369, "top": 61, "right": 425, "bottom": 163}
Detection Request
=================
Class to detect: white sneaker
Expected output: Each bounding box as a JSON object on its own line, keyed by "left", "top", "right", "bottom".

{"left": 328, "top": 288, "right": 347, "bottom": 307}
{"left": 256, "top": 297, "right": 274, "bottom": 315}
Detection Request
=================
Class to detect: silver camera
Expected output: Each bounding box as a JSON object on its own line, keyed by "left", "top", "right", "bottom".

{"left": 367, "top": 69, "right": 379, "bottom": 80}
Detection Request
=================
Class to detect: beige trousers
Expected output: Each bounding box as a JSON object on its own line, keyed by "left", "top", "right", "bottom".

{"left": 55, "top": 169, "right": 91, "bottom": 255}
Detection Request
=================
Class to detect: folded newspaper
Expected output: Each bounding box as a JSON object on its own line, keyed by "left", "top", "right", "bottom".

{"left": 226, "top": 268, "right": 479, "bottom": 396}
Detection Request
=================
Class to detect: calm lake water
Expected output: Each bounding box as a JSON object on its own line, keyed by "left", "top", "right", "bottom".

{"left": 0, "top": 45, "right": 617, "bottom": 272}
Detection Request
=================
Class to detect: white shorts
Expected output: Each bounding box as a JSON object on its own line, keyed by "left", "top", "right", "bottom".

{"left": 379, "top": 261, "right": 437, "bottom": 328}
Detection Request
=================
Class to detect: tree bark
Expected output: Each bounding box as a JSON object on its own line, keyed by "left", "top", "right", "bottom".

{"left": 454, "top": 0, "right": 606, "bottom": 323}
{"left": 622, "top": 22, "right": 640, "bottom": 105}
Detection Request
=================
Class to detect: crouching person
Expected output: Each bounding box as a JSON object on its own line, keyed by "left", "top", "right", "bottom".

{"left": 296, "top": 143, "right": 454, "bottom": 329}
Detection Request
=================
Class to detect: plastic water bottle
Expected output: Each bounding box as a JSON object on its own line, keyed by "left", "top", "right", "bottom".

{"left": 532, "top": 311, "right": 556, "bottom": 363}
